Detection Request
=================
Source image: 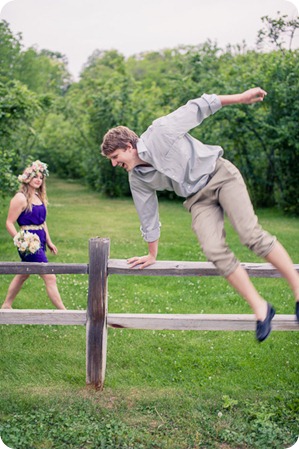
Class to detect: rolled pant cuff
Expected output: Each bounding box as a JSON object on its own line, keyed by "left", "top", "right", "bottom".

{"left": 220, "top": 260, "right": 241, "bottom": 278}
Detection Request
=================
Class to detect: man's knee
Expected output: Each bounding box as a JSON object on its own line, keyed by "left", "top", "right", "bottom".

{"left": 241, "top": 229, "right": 276, "bottom": 258}
{"left": 196, "top": 238, "right": 240, "bottom": 277}
{"left": 206, "top": 251, "right": 239, "bottom": 277}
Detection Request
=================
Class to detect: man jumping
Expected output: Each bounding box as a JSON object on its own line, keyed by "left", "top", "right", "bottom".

{"left": 101, "top": 87, "right": 299, "bottom": 342}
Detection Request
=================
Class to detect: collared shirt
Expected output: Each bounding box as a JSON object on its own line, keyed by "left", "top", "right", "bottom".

{"left": 129, "top": 94, "right": 223, "bottom": 242}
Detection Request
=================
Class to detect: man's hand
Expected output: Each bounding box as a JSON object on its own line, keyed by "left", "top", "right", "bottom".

{"left": 241, "top": 87, "right": 267, "bottom": 104}
{"left": 127, "top": 253, "right": 156, "bottom": 269}
{"left": 218, "top": 87, "right": 267, "bottom": 107}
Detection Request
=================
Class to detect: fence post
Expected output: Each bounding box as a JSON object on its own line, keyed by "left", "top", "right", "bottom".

{"left": 86, "top": 237, "right": 110, "bottom": 390}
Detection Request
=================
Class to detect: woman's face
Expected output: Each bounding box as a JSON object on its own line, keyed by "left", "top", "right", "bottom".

{"left": 29, "top": 172, "right": 44, "bottom": 190}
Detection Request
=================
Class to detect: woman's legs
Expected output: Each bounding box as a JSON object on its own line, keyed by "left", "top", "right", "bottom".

{"left": 1, "top": 274, "right": 30, "bottom": 309}
{"left": 1, "top": 274, "right": 66, "bottom": 310}
{"left": 40, "top": 274, "right": 66, "bottom": 310}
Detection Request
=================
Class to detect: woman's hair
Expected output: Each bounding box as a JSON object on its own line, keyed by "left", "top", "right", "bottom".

{"left": 101, "top": 126, "right": 139, "bottom": 156}
{"left": 19, "top": 177, "right": 48, "bottom": 212}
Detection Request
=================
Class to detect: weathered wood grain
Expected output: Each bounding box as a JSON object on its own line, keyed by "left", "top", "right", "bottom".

{"left": 107, "top": 313, "right": 299, "bottom": 331}
{"left": 0, "top": 262, "right": 88, "bottom": 275}
{"left": 86, "top": 238, "right": 109, "bottom": 391}
{"left": 1, "top": 310, "right": 297, "bottom": 331}
{"left": 0, "top": 309, "right": 86, "bottom": 325}
{"left": 1, "top": 260, "right": 299, "bottom": 278}
{"left": 108, "top": 260, "right": 299, "bottom": 278}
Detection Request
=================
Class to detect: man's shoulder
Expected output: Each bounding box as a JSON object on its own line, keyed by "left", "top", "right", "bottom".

{"left": 141, "top": 116, "right": 173, "bottom": 149}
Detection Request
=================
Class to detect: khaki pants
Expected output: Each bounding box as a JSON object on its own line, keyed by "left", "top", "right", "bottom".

{"left": 184, "top": 158, "right": 276, "bottom": 277}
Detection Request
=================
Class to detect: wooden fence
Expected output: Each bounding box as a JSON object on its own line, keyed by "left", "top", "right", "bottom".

{"left": 1, "top": 237, "right": 298, "bottom": 390}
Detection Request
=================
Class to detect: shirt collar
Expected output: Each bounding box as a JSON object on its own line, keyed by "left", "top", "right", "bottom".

{"left": 137, "top": 138, "right": 148, "bottom": 156}
{"left": 135, "top": 139, "right": 155, "bottom": 174}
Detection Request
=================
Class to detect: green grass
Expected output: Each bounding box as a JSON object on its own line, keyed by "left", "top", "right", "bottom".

{"left": 0, "top": 176, "right": 299, "bottom": 449}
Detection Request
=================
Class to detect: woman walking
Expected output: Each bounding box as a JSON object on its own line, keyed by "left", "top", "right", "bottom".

{"left": 1, "top": 160, "right": 66, "bottom": 310}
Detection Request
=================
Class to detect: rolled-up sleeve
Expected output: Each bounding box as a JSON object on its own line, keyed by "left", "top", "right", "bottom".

{"left": 129, "top": 173, "right": 161, "bottom": 242}
{"left": 155, "top": 94, "right": 222, "bottom": 141}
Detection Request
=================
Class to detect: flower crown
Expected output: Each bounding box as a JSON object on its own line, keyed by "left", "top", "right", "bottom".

{"left": 18, "top": 160, "right": 49, "bottom": 183}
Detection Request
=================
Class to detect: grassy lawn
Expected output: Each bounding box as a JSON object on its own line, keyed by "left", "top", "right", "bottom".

{"left": 0, "top": 176, "right": 298, "bottom": 449}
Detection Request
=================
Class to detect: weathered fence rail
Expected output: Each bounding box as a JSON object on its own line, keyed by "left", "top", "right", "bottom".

{"left": 1, "top": 309, "right": 297, "bottom": 330}
{"left": 1, "top": 237, "right": 299, "bottom": 390}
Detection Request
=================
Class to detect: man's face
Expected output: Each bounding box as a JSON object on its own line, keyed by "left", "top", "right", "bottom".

{"left": 108, "top": 145, "right": 138, "bottom": 172}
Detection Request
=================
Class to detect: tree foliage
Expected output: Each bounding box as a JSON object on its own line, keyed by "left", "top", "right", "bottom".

{"left": 257, "top": 12, "right": 299, "bottom": 51}
{"left": 0, "top": 20, "right": 71, "bottom": 196}
{"left": 0, "top": 20, "right": 22, "bottom": 82}
{"left": 0, "top": 15, "right": 298, "bottom": 214}
{"left": 0, "top": 80, "right": 41, "bottom": 195}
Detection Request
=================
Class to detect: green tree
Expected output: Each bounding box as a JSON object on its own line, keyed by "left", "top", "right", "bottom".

{"left": 2, "top": 16, "right": 297, "bottom": 213}
{"left": 0, "top": 21, "right": 73, "bottom": 195}
{"left": 0, "top": 20, "right": 22, "bottom": 82}
{"left": 15, "top": 47, "right": 71, "bottom": 95}
{"left": 257, "top": 12, "right": 299, "bottom": 51}
{"left": 0, "top": 81, "right": 41, "bottom": 195}
{"left": 262, "top": 50, "right": 299, "bottom": 214}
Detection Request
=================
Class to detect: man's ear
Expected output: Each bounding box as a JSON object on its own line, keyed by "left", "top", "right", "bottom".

{"left": 126, "top": 143, "right": 133, "bottom": 151}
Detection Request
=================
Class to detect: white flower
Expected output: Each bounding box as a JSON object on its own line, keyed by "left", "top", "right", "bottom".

{"left": 13, "top": 231, "right": 41, "bottom": 255}
{"left": 20, "top": 241, "right": 28, "bottom": 252}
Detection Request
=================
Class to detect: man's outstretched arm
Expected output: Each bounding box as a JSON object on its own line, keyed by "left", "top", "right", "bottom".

{"left": 218, "top": 87, "right": 267, "bottom": 106}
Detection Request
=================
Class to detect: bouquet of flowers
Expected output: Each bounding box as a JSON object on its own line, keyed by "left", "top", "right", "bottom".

{"left": 13, "top": 230, "right": 41, "bottom": 255}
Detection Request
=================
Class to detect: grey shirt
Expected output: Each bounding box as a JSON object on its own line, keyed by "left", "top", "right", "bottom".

{"left": 129, "top": 93, "right": 223, "bottom": 242}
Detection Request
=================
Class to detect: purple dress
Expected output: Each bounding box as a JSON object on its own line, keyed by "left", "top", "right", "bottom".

{"left": 17, "top": 204, "right": 48, "bottom": 262}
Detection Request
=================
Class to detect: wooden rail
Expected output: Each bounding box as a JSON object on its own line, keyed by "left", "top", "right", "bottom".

{"left": 1, "top": 237, "right": 299, "bottom": 390}
{"left": 1, "top": 309, "right": 297, "bottom": 331}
